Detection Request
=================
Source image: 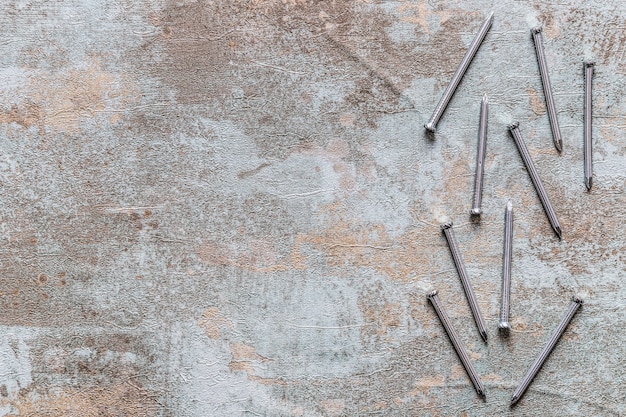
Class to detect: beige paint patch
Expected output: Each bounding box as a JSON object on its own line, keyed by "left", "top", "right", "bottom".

{"left": 398, "top": 2, "right": 431, "bottom": 34}
{"left": 320, "top": 399, "right": 346, "bottom": 417}
{"left": 290, "top": 204, "right": 443, "bottom": 282}
{"left": 198, "top": 307, "right": 233, "bottom": 339}
{"left": 3, "top": 384, "right": 159, "bottom": 417}
{"left": 409, "top": 375, "right": 445, "bottom": 395}
{"left": 0, "top": 60, "right": 139, "bottom": 133}
{"left": 527, "top": 88, "right": 547, "bottom": 117}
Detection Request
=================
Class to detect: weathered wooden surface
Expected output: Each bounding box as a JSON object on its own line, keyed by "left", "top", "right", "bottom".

{"left": 0, "top": 1, "right": 623, "bottom": 415}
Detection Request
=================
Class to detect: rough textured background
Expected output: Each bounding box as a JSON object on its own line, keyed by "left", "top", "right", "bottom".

{"left": 0, "top": 0, "right": 623, "bottom": 416}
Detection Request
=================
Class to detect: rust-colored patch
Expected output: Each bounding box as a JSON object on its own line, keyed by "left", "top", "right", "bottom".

{"left": 228, "top": 342, "right": 270, "bottom": 380}
{"left": 3, "top": 384, "right": 159, "bottom": 417}
{"left": 289, "top": 203, "right": 445, "bottom": 282}
{"left": 198, "top": 307, "right": 233, "bottom": 339}
{"left": 535, "top": 8, "right": 560, "bottom": 39}
{"left": 527, "top": 88, "right": 547, "bottom": 117}
{"left": 319, "top": 399, "right": 346, "bottom": 417}
{"left": 0, "top": 60, "right": 139, "bottom": 133}
{"left": 409, "top": 375, "right": 445, "bottom": 395}
{"left": 141, "top": 1, "right": 482, "bottom": 158}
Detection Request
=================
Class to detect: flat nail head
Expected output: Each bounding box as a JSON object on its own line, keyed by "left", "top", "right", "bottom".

{"left": 425, "top": 122, "right": 436, "bottom": 133}
{"left": 508, "top": 122, "right": 519, "bottom": 131}
{"left": 470, "top": 208, "right": 482, "bottom": 216}
{"left": 531, "top": 26, "right": 542, "bottom": 34}
{"left": 441, "top": 222, "right": 453, "bottom": 230}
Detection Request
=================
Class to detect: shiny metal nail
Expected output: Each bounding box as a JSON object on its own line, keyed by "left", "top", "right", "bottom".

{"left": 584, "top": 61, "right": 595, "bottom": 190}
{"left": 499, "top": 201, "right": 513, "bottom": 334}
{"left": 470, "top": 94, "right": 489, "bottom": 217}
{"left": 510, "top": 296, "right": 583, "bottom": 406}
{"left": 441, "top": 222, "right": 488, "bottom": 341}
{"left": 508, "top": 122, "right": 562, "bottom": 239}
{"left": 425, "top": 12, "right": 494, "bottom": 132}
{"left": 531, "top": 27, "right": 563, "bottom": 153}
{"left": 428, "top": 290, "right": 485, "bottom": 397}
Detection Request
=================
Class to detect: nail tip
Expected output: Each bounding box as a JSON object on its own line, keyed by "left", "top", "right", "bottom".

{"left": 585, "top": 177, "right": 593, "bottom": 190}
{"left": 480, "top": 331, "right": 488, "bottom": 342}
{"left": 555, "top": 142, "right": 563, "bottom": 153}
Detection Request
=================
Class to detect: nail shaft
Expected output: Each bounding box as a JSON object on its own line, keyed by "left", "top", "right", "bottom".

{"left": 471, "top": 94, "right": 489, "bottom": 216}
{"left": 425, "top": 12, "right": 494, "bottom": 132}
{"left": 441, "top": 223, "right": 488, "bottom": 341}
{"left": 584, "top": 61, "right": 595, "bottom": 190}
{"left": 499, "top": 201, "right": 513, "bottom": 334}
{"left": 508, "top": 122, "right": 562, "bottom": 238}
{"left": 428, "top": 290, "right": 485, "bottom": 398}
{"left": 510, "top": 296, "right": 583, "bottom": 406}
{"left": 531, "top": 27, "right": 563, "bottom": 153}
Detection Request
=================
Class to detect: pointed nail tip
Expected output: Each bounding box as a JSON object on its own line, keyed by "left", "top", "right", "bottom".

{"left": 585, "top": 177, "right": 592, "bottom": 190}
{"left": 510, "top": 397, "right": 519, "bottom": 407}
{"left": 480, "top": 330, "right": 488, "bottom": 342}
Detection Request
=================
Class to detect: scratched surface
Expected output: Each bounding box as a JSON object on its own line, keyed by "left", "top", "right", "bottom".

{"left": 0, "top": 0, "right": 623, "bottom": 416}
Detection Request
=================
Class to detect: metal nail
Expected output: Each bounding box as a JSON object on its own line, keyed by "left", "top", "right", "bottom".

{"left": 584, "top": 61, "right": 595, "bottom": 190}
{"left": 508, "top": 122, "right": 562, "bottom": 239}
{"left": 499, "top": 201, "right": 513, "bottom": 334}
{"left": 441, "top": 222, "right": 488, "bottom": 341}
{"left": 470, "top": 94, "right": 489, "bottom": 217}
{"left": 428, "top": 290, "right": 486, "bottom": 398}
{"left": 425, "top": 12, "right": 494, "bottom": 133}
{"left": 510, "top": 296, "right": 583, "bottom": 406}
{"left": 531, "top": 27, "right": 563, "bottom": 153}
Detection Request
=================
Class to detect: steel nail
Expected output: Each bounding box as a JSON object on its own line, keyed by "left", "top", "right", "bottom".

{"left": 499, "top": 201, "right": 513, "bottom": 334}
{"left": 428, "top": 290, "right": 486, "bottom": 398}
{"left": 508, "top": 122, "right": 562, "bottom": 239}
{"left": 584, "top": 61, "right": 595, "bottom": 190}
{"left": 531, "top": 27, "right": 563, "bottom": 153}
{"left": 441, "top": 222, "right": 488, "bottom": 341}
{"left": 470, "top": 94, "right": 489, "bottom": 217}
{"left": 510, "top": 296, "right": 583, "bottom": 406}
{"left": 425, "top": 12, "right": 494, "bottom": 132}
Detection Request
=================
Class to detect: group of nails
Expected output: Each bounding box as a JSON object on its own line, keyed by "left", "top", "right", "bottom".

{"left": 423, "top": 12, "right": 587, "bottom": 406}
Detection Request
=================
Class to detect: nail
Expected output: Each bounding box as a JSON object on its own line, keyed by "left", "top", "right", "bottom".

{"left": 531, "top": 27, "right": 563, "bottom": 153}
{"left": 425, "top": 12, "right": 494, "bottom": 132}
{"left": 510, "top": 296, "right": 583, "bottom": 406}
{"left": 499, "top": 201, "right": 513, "bottom": 335}
{"left": 441, "top": 222, "right": 488, "bottom": 341}
{"left": 584, "top": 61, "right": 595, "bottom": 190}
{"left": 428, "top": 290, "right": 485, "bottom": 398}
{"left": 470, "top": 94, "right": 489, "bottom": 217}
{"left": 508, "top": 122, "right": 562, "bottom": 239}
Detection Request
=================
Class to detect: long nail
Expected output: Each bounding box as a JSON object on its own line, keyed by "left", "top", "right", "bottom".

{"left": 441, "top": 222, "right": 488, "bottom": 341}
{"left": 584, "top": 61, "right": 595, "bottom": 190}
{"left": 425, "top": 12, "right": 494, "bottom": 132}
{"left": 499, "top": 201, "right": 513, "bottom": 334}
{"left": 470, "top": 94, "right": 489, "bottom": 217}
{"left": 510, "top": 296, "right": 583, "bottom": 406}
{"left": 428, "top": 290, "right": 486, "bottom": 398}
{"left": 531, "top": 27, "right": 563, "bottom": 153}
{"left": 508, "top": 122, "right": 562, "bottom": 239}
